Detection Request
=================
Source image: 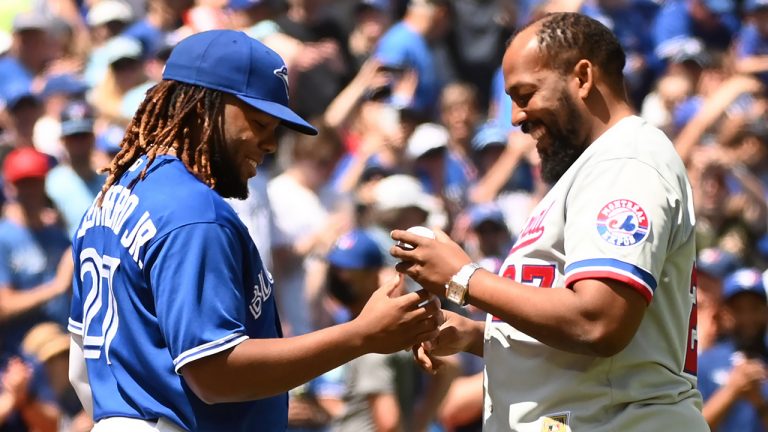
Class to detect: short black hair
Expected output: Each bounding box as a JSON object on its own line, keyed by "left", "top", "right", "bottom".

{"left": 522, "top": 12, "right": 626, "bottom": 91}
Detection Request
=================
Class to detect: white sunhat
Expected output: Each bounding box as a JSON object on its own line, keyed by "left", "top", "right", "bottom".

{"left": 87, "top": 0, "right": 134, "bottom": 27}
{"left": 373, "top": 174, "right": 433, "bottom": 212}
{"left": 406, "top": 122, "right": 449, "bottom": 160}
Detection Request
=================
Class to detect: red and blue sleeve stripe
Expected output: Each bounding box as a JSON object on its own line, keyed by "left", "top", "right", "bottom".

{"left": 564, "top": 258, "right": 657, "bottom": 303}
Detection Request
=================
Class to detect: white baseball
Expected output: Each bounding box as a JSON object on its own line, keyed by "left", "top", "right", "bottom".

{"left": 396, "top": 226, "right": 436, "bottom": 250}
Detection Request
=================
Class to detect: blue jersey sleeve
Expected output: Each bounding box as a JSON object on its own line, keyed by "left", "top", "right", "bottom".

{"left": 146, "top": 222, "right": 249, "bottom": 374}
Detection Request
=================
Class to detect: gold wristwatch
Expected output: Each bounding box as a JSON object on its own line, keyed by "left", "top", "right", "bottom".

{"left": 445, "top": 263, "right": 481, "bottom": 306}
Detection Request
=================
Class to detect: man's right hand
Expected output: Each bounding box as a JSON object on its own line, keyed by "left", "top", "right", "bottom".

{"left": 353, "top": 274, "right": 441, "bottom": 354}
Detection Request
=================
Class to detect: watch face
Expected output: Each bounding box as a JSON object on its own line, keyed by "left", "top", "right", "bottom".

{"left": 446, "top": 281, "right": 465, "bottom": 305}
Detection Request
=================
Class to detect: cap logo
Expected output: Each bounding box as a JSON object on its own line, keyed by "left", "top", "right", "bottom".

{"left": 69, "top": 103, "right": 88, "bottom": 120}
{"left": 336, "top": 233, "right": 356, "bottom": 251}
{"left": 274, "top": 66, "right": 289, "bottom": 98}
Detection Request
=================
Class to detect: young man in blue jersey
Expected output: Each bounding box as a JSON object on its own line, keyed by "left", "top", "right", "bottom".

{"left": 67, "top": 30, "right": 441, "bottom": 432}
{"left": 699, "top": 268, "right": 768, "bottom": 431}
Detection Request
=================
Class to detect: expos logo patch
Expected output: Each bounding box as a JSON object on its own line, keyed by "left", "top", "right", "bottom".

{"left": 596, "top": 199, "right": 650, "bottom": 246}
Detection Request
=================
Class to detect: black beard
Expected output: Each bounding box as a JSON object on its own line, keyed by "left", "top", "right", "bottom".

{"left": 210, "top": 146, "right": 248, "bottom": 199}
{"left": 539, "top": 94, "right": 588, "bottom": 185}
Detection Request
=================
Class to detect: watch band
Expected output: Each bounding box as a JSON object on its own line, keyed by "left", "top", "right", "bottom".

{"left": 454, "top": 262, "right": 482, "bottom": 286}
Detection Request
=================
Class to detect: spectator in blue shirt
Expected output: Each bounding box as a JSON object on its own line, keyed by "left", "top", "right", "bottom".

{"left": 0, "top": 148, "right": 73, "bottom": 357}
{"left": 0, "top": 12, "right": 54, "bottom": 105}
{"left": 735, "top": 0, "right": 768, "bottom": 86}
{"left": 374, "top": 0, "right": 451, "bottom": 119}
{"left": 699, "top": 268, "right": 768, "bottom": 431}
{"left": 653, "top": 0, "right": 740, "bottom": 63}
{"left": 45, "top": 100, "right": 106, "bottom": 238}
{"left": 405, "top": 123, "right": 473, "bottom": 225}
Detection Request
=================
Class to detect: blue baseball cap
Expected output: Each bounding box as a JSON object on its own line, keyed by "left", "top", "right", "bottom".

{"left": 467, "top": 203, "right": 506, "bottom": 229}
{"left": 356, "top": 0, "right": 390, "bottom": 13}
{"left": 723, "top": 268, "right": 767, "bottom": 301}
{"left": 42, "top": 74, "right": 89, "bottom": 100}
{"left": 228, "top": 0, "right": 265, "bottom": 10}
{"left": 360, "top": 157, "right": 394, "bottom": 182}
{"left": 162, "top": 30, "right": 317, "bottom": 135}
{"left": 697, "top": 247, "right": 740, "bottom": 279}
{"left": 471, "top": 121, "right": 509, "bottom": 152}
{"left": 703, "top": 0, "right": 734, "bottom": 14}
{"left": 4, "top": 88, "right": 40, "bottom": 111}
{"left": 327, "top": 230, "right": 383, "bottom": 270}
{"left": 60, "top": 100, "right": 95, "bottom": 136}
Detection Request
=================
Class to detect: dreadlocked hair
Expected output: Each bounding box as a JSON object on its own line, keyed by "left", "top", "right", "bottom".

{"left": 96, "top": 80, "right": 225, "bottom": 206}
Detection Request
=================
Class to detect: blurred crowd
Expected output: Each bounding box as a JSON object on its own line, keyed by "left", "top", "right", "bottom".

{"left": 1, "top": 0, "right": 768, "bottom": 431}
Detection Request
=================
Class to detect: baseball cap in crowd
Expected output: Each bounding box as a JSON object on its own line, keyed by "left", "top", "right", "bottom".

{"left": 356, "top": 0, "right": 390, "bottom": 13}
{"left": 103, "top": 36, "right": 143, "bottom": 65}
{"left": 12, "top": 12, "right": 50, "bottom": 33}
{"left": 163, "top": 30, "right": 317, "bottom": 135}
{"left": 97, "top": 124, "right": 125, "bottom": 154}
{"left": 3, "top": 147, "right": 50, "bottom": 183}
{"left": 373, "top": 174, "right": 434, "bottom": 213}
{"left": 697, "top": 247, "right": 741, "bottom": 279}
{"left": 467, "top": 203, "right": 507, "bottom": 230}
{"left": 61, "top": 100, "right": 96, "bottom": 136}
{"left": 702, "top": 0, "right": 734, "bottom": 14}
{"left": 327, "top": 229, "right": 384, "bottom": 270}
{"left": 471, "top": 121, "right": 509, "bottom": 152}
{"left": 41, "top": 74, "right": 89, "bottom": 100}
{"left": 360, "top": 157, "right": 394, "bottom": 183}
{"left": 406, "top": 123, "right": 448, "bottom": 160}
{"left": 3, "top": 87, "right": 39, "bottom": 112}
{"left": 723, "top": 268, "right": 768, "bottom": 302}
{"left": 86, "top": 0, "right": 134, "bottom": 27}
{"left": 657, "top": 36, "right": 707, "bottom": 64}
{"left": 228, "top": 0, "right": 266, "bottom": 10}
{"left": 22, "top": 322, "right": 71, "bottom": 363}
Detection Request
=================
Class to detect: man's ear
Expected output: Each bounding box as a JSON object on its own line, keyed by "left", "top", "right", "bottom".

{"left": 573, "top": 59, "right": 594, "bottom": 100}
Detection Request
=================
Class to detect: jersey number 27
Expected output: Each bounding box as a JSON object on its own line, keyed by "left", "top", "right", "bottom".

{"left": 80, "top": 248, "right": 122, "bottom": 364}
